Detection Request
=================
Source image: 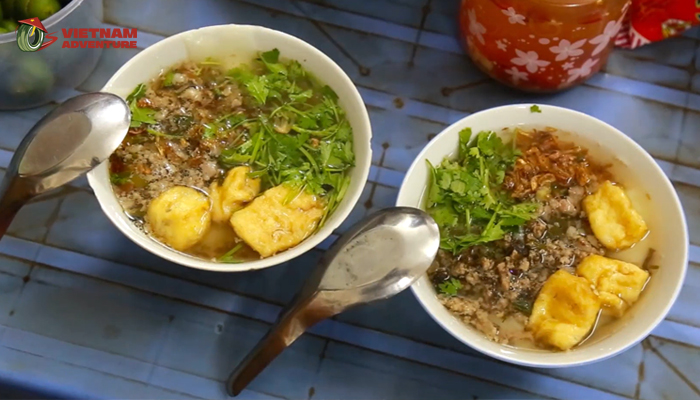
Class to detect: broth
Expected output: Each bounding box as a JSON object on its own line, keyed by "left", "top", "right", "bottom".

{"left": 110, "top": 49, "right": 355, "bottom": 262}
{"left": 426, "top": 127, "right": 655, "bottom": 351}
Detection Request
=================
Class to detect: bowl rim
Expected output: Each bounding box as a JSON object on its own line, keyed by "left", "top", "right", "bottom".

{"left": 399, "top": 103, "right": 689, "bottom": 367}
{"left": 87, "top": 24, "right": 372, "bottom": 273}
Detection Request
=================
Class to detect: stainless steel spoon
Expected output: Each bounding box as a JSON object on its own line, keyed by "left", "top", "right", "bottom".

{"left": 226, "top": 206, "right": 440, "bottom": 396}
{"left": 0, "top": 92, "right": 130, "bottom": 237}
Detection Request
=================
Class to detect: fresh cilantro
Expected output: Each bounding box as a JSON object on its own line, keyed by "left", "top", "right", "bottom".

{"left": 228, "top": 66, "right": 256, "bottom": 83}
{"left": 246, "top": 75, "right": 270, "bottom": 105}
{"left": 260, "top": 48, "right": 280, "bottom": 63}
{"left": 217, "top": 50, "right": 355, "bottom": 227}
{"left": 259, "top": 48, "right": 287, "bottom": 75}
{"left": 146, "top": 128, "right": 181, "bottom": 139}
{"left": 110, "top": 172, "right": 131, "bottom": 185}
{"left": 289, "top": 89, "right": 313, "bottom": 102}
{"left": 438, "top": 278, "right": 463, "bottom": 296}
{"left": 202, "top": 123, "right": 219, "bottom": 139}
{"left": 287, "top": 60, "right": 307, "bottom": 80}
{"left": 219, "top": 243, "right": 244, "bottom": 263}
{"left": 458, "top": 127, "right": 472, "bottom": 160}
{"left": 124, "top": 49, "right": 355, "bottom": 237}
{"left": 130, "top": 103, "right": 156, "bottom": 127}
{"left": 426, "top": 129, "right": 538, "bottom": 254}
{"left": 506, "top": 201, "right": 540, "bottom": 216}
{"left": 126, "top": 83, "right": 156, "bottom": 128}
{"left": 203, "top": 114, "right": 253, "bottom": 139}
{"left": 224, "top": 113, "right": 249, "bottom": 128}
{"left": 530, "top": 105, "right": 542, "bottom": 113}
{"left": 126, "top": 84, "right": 147, "bottom": 102}
{"left": 321, "top": 85, "right": 339, "bottom": 101}
{"left": 163, "top": 71, "right": 175, "bottom": 87}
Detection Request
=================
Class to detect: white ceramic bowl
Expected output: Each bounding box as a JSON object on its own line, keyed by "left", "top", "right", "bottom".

{"left": 396, "top": 104, "right": 688, "bottom": 367}
{"left": 88, "top": 25, "right": 372, "bottom": 272}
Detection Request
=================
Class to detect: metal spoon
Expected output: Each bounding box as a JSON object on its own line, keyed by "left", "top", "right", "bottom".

{"left": 0, "top": 92, "right": 130, "bottom": 237}
{"left": 226, "top": 206, "right": 440, "bottom": 396}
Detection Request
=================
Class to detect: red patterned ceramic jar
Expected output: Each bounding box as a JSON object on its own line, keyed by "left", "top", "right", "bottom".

{"left": 460, "top": 0, "right": 630, "bottom": 92}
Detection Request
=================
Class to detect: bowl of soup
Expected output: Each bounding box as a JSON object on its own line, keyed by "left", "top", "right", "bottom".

{"left": 396, "top": 104, "right": 688, "bottom": 367}
{"left": 88, "top": 25, "right": 372, "bottom": 272}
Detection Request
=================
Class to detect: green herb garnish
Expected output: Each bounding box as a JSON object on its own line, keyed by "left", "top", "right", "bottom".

{"left": 438, "top": 278, "right": 463, "bottom": 296}
{"left": 259, "top": 48, "right": 287, "bottom": 75}
{"left": 219, "top": 243, "right": 244, "bottom": 263}
{"left": 163, "top": 71, "right": 175, "bottom": 87}
{"left": 126, "top": 83, "right": 156, "bottom": 127}
{"left": 146, "top": 128, "right": 181, "bottom": 140}
{"left": 426, "top": 129, "right": 539, "bottom": 254}
{"left": 121, "top": 48, "right": 355, "bottom": 232}
{"left": 202, "top": 113, "right": 250, "bottom": 139}
{"left": 110, "top": 172, "right": 131, "bottom": 185}
{"left": 218, "top": 48, "right": 355, "bottom": 225}
{"left": 530, "top": 105, "right": 542, "bottom": 113}
{"left": 126, "top": 83, "right": 147, "bottom": 102}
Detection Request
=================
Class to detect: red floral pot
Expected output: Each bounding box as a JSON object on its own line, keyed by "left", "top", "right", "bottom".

{"left": 459, "top": 0, "right": 630, "bottom": 92}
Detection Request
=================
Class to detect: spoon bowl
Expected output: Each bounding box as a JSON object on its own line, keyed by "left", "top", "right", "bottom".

{"left": 15, "top": 92, "right": 130, "bottom": 190}
{"left": 226, "top": 207, "right": 439, "bottom": 396}
{"left": 0, "top": 92, "right": 130, "bottom": 237}
{"left": 319, "top": 207, "right": 440, "bottom": 294}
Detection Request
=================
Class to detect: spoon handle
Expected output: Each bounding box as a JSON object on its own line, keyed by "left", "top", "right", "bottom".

{"left": 0, "top": 176, "right": 31, "bottom": 239}
{"left": 226, "top": 293, "right": 337, "bottom": 396}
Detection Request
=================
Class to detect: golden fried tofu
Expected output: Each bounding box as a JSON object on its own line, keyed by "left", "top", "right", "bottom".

{"left": 230, "top": 184, "right": 324, "bottom": 258}
{"left": 528, "top": 270, "right": 601, "bottom": 351}
{"left": 210, "top": 166, "right": 261, "bottom": 223}
{"left": 189, "top": 222, "right": 238, "bottom": 259}
{"left": 583, "top": 181, "right": 648, "bottom": 250}
{"left": 147, "top": 186, "right": 211, "bottom": 251}
{"left": 577, "top": 255, "right": 649, "bottom": 317}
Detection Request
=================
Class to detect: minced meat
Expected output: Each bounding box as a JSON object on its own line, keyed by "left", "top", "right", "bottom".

{"left": 429, "top": 185, "right": 605, "bottom": 345}
{"left": 110, "top": 61, "right": 243, "bottom": 217}
{"left": 429, "top": 129, "right": 610, "bottom": 347}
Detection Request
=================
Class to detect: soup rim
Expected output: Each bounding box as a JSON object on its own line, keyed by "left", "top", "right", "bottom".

{"left": 397, "top": 104, "right": 688, "bottom": 367}
{"left": 88, "top": 24, "right": 372, "bottom": 272}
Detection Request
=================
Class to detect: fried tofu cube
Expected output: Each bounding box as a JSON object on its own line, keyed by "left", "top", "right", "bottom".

{"left": 577, "top": 255, "right": 649, "bottom": 317}
{"left": 210, "top": 166, "right": 261, "bottom": 223}
{"left": 528, "top": 270, "right": 601, "bottom": 351}
{"left": 147, "top": 186, "right": 211, "bottom": 251}
{"left": 189, "top": 222, "right": 238, "bottom": 258}
{"left": 230, "top": 184, "right": 324, "bottom": 258}
{"left": 583, "top": 181, "right": 648, "bottom": 250}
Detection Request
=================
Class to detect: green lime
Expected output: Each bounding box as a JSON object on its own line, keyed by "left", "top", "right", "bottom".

{"left": 0, "top": 0, "right": 14, "bottom": 19}
{"left": 0, "top": 0, "right": 15, "bottom": 19}
{"left": 13, "top": 0, "right": 28, "bottom": 19}
{"left": 26, "top": 0, "right": 60, "bottom": 20}
{"left": 0, "top": 19, "right": 17, "bottom": 30}
{"left": 9, "top": 55, "right": 54, "bottom": 95}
